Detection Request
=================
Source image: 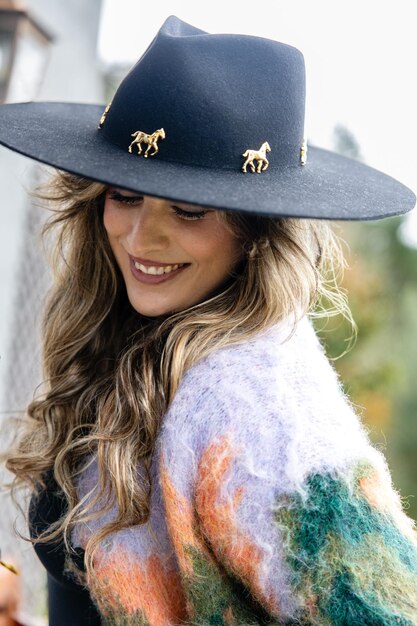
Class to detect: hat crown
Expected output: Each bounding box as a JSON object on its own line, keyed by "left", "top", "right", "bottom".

{"left": 101, "top": 16, "right": 306, "bottom": 170}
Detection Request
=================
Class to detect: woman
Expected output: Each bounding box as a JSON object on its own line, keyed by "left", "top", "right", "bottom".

{"left": 1, "top": 15, "right": 417, "bottom": 626}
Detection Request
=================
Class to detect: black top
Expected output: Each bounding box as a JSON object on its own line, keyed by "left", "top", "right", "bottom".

{"left": 28, "top": 472, "right": 101, "bottom": 625}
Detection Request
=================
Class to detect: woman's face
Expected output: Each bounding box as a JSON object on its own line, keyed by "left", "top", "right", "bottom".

{"left": 103, "top": 188, "right": 244, "bottom": 317}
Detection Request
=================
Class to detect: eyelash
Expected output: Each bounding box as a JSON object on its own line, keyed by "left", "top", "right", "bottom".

{"left": 107, "top": 192, "right": 209, "bottom": 221}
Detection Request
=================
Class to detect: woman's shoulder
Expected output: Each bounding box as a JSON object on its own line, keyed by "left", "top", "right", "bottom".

{"left": 157, "top": 314, "right": 379, "bottom": 507}
{"left": 162, "top": 313, "right": 348, "bottom": 430}
{"left": 179, "top": 314, "right": 319, "bottom": 382}
{"left": 158, "top": 314, "right": 370, "bottom": 478}
{"left": 173, "top": 313, "right": 335, "bottom": 404}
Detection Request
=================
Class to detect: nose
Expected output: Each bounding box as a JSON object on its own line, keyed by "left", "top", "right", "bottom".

{"left": 126, "top": 195, "right": 169, "bottom": 253}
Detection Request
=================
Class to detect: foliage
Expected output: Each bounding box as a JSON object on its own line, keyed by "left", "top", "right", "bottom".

{"left": 313, "top": 125, "right": 417, "bottom": 521}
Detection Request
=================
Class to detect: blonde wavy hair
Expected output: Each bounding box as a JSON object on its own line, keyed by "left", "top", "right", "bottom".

{"left": 4, "top": 170, "right": 355, "bottom": 577}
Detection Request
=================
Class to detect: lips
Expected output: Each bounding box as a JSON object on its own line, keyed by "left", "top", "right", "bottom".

{"left": 129, "top": 256, "right": 190, "bottom": 285}
{"left": 134, "top": 261, "right": 185, "bottom": 275}
{"left": 130, "top": 255, "right": 184, "bottom": 268}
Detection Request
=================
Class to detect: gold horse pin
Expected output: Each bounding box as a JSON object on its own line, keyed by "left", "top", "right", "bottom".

{"left": 128, "top": 128, "right": 166, "bottom": 158}
{"left": 98, "top": 101, "right": 112, "bottom": 130}
{"left": 242, "top": 142, "right": 271, "bottom": 173}
{"left": 300, "top": 139, "right": 307, "bottom": 165}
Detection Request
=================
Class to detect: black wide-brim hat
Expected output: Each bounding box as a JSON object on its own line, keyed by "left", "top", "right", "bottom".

{"left": 0, "top": 15, "right": 415, "bottom": 220}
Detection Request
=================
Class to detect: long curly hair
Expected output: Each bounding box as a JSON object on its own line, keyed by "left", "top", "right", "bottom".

{"left": 4, "top": 170, "right": 355, "bottom": 577}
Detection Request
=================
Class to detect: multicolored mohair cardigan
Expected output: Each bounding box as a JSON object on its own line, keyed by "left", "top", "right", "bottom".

{"left": 71, "top": 315, "right": 417, "bottom": 625}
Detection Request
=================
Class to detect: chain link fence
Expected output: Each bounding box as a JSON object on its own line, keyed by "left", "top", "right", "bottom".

{"left": 0, "top": 165, "right": 51, "bottom": 623}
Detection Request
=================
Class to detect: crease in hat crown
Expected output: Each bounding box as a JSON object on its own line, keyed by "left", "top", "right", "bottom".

{"left": 99, "top": 15, "right": 307, "bottom": 172}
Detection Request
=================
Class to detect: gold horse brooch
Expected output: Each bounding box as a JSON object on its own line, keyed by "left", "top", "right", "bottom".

{"left": 242, "top": 141, "right": 271, "bottom": 173}
{"left": 128, "top": 128, "right": 166, "bottom": 158}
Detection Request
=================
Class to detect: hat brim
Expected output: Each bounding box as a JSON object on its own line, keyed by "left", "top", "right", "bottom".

{"left": 0, "top": 101, "right": 415, "bottom": 220}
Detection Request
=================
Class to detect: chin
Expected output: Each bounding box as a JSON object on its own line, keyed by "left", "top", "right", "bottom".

{"left": 130, "top": 304, "right": 168, "bottom": 318}
{"left": 126, "top": 296, "right": 177, "bottom": 319}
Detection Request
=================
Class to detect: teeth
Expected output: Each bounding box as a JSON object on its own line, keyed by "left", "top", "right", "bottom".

{"left": 134, "top": 262, "right": 183, "bottom": 275}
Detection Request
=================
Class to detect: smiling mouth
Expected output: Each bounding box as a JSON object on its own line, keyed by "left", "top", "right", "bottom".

{"left": 130, "top": 257, "right": 190, "bottom": 284}
{"left": 133, "top": 260, "right": 187, "bottom": 275}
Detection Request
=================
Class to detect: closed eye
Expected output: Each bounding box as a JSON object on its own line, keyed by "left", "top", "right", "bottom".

{"left": 107, "top": 191, "right": 209, "bottom": 220}
{"left": 107, "top": 191, "right": 143, "bottom": 205}
{"left": 171, "top": 206, "right": 208, "bottom": 221}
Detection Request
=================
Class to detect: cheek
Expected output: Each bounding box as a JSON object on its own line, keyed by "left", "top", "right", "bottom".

{"left": 192, "top": 221, "right": 243, "bottom": 269}
{"left": 103, "top": 204, "right": 120, "bottom": 239}
{"left": 214, "top": 220, "right": 243, "bottom": 264}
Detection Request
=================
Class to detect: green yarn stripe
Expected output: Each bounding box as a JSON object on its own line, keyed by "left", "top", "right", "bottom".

{"left": 274, "top": 461, "right": 417, "bottom": 625}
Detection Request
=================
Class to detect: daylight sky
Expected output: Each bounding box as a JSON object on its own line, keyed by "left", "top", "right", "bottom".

{"left": 98, "top": 0, "right": 417, "bottom": 244}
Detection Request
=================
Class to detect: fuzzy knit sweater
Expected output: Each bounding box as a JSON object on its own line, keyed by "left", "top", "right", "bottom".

{"left": 67, "top": 314, "right": 417, "bottom": 625}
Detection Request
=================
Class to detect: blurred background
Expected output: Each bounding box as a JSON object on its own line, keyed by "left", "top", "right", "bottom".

{"left": 0, "top": 0, "right": 416, "bottom": 622}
